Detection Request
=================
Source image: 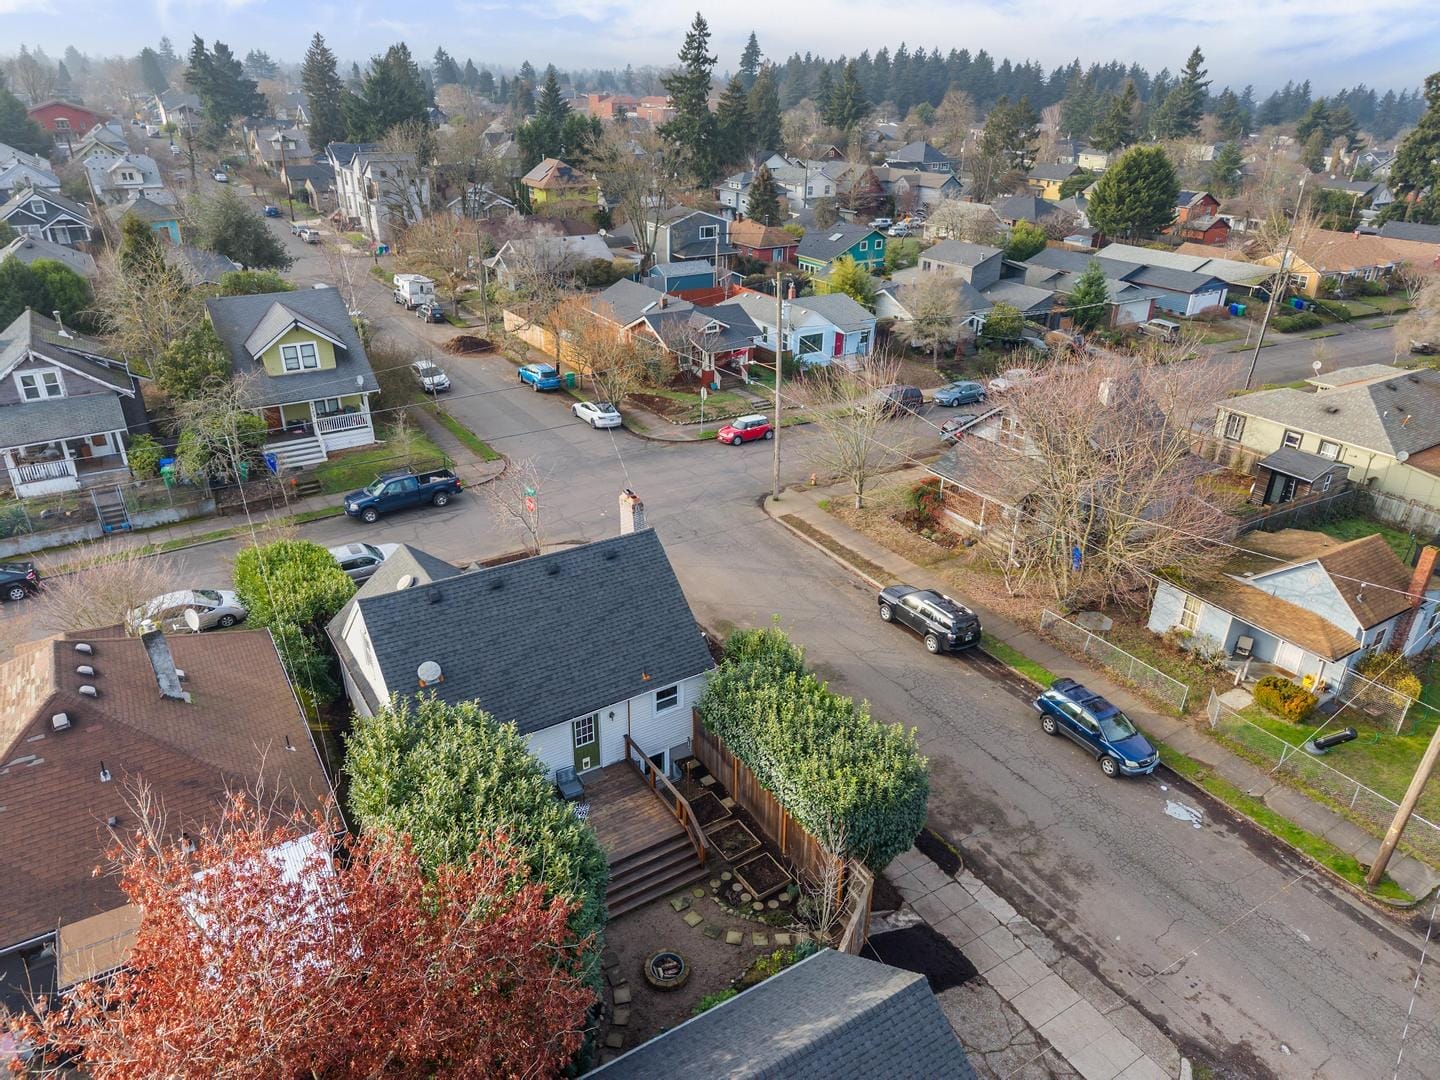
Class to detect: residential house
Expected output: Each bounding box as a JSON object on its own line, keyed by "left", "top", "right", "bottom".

{"left": 917, "top": 240, "right": 1004, "bottom": 287}
{"left": 248, "top": 127, "right": 313, "bottom": 171}
{"left": 640, "top": 207, "right": 735, "bottom": 270}
{"left": 1103, "top": 243, "right": 1272, "bottom": 294}
{"left": 584, "top": 93, "right": 640, "bottom": 119}
{"left": 728, "top": 218, "right": 798, "bottom": 265}
{"left": 485, "top": 233, "right": 629, "bottom": 289}
{"left": 1247, "top": 446, "right": 1351, "bottom": 508}
{"left": 1022, "top": 248, "right": 1228, "bottom": 317}
{"left": 26, "top": 101, "right": 109, "bottom": 154}
{"left": 0, "top": 626, "right": 333, "bottom": 1011}
{"left": 106, "top": 194, "right": 182, "bottom": 245}
{"left": 592, "top": 948, "right": 975, "bottom": 1078}
{"left": 0, "top": 187, "right": 94, "bottom": 247}
{"left": 885, "top": 140, "right": 955, "bottom": 173}
{"left": 1214, "top": 365, "right": 1440, "bottom": 509}
{"left": 976, "top": 279, "right": 1058, "bottom": 324}
{"left": 723, "top": 158, "right": 851, "bottom": 212}
{"left": 0, "top": 235, "right": 97, "bottom": 279}
{"left": 205, "top": 287, "right": 380, "bottom": 470}
{"left": 1075, "top": 146, "right": 1109, "bottom": 171}
{"left": 730, "top": 290, "right": 876, "bottom": 367}
{"left": 645, "top": 261, "right": 715, "bottom": 294}
{"left": 922, "top": 200, "right": 1005, "bottom": 242}
{"left": 280, "top": 162, "right": 335, "bottom": 209}
{"left": 520, "top": 157, "right": 597, "bottom": 212}
{"left": 444, "top": 182, "right": 516, "bottom": 220}
{"left": 1174, "top": 190, "right": 1220, "bottom": 225}
{"left": 991, "top": 193, "right": 1067, "bottom": 227}
{"left": 64, "top": 122, "right": 129, "bottom": 164}
{"left": 1147, "top": 530, "right": 1440, "bottom": 701}
{"left": 326, "top": 525, "right": 715, "bottom": 781}
{"left": 1377, "top": 220, "right": 1440, "bottom": 246}
{"left": 875, "top": 268, "right": 995, "bottom": 340}
{"left": 639, "top": 301, "right": 761, "bottom": 383}
{"left": 1315, "top": 177, "right": 1393, "bottom": 211}
{"left": 634, "top": 97, "right": 675, "bottom": 125}
{"left": 715, "top": 169, "right": 755, "bottom": 216}
{"left": 796, "top": 223, "right": 887, "bottom": 276}
{"left": 171, "top": 245, "right": 242, "bottom": 287}
{"left": 870, "top": 166, "right": 966, "bottom": 212}
{"left": 154, "top": 90, "right": 202, "bottom": 130}
{"left": 0, "top": 146, "right": 59, "bottom": 204}
{"left": 1257, "top": 229, "right": 1404, "bottom": 297}
{"left": 0, "top": 310, "right": 146, "bottom": 497}
{"left": 1026, "top": 163, "right": 1080, "bottom": 201}
{"left": 326, "top": 142, "right": 428, "bottom": 244}
{"left": 81, "top": 152, "right": 165, "bottom": 205}
{"left": 275, "top": 91, "right": 309, "bottom": 125}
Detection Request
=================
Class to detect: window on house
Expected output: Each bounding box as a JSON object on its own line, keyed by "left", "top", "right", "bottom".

{"left": 16, "top": 370, "right": 63, "bottom": 401}
{"left": 29, "top": 198, "right": 45, "bottom": 215}
{"left": 1368, "top": 626, "right": 1389, "bottom": 653}
{"left": 280, "top": 342, "right": 319, "bottom": 371}
{"left": 572, "top": 714, "right": 596, "bottom": 747}
{"left": 698, "top": 224, "right": 718, "bottom": 240}
{"left": 1318, "top": 440, "right": 1340, "bottom": 460}
{"left": 54, "top": 117, "right": 70, "bottom": 130}
{"left": 874, "top": 238, "right": 884, "bottom": 250}
{"left": 1282, "top": 430, "right": 1303, "bottom": 449}
{"left": 858, "top": 240, "right": 868, "bottom": 251}
{"left": 1223, "top": 412, "right": 1245, "bottom": 441}
{"left": 857, "top": 329, "right": 871, "bottom": 352}
{"left": 797, "top": 331, "right": 824, "bottom": 356}
{"left": 655, "top": 685, "right": 679, "bottom": 712}
{"left": 1179, "top": 594, "right": 1201, "bottom": 632}
{"left": 315, "top": 397, "right": 341, "bottom": 416}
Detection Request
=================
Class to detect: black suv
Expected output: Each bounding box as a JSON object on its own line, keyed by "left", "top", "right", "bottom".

{"left": 877, "top": 584, "right": 980, "bottom": 653}
{"left": 872, "top": 384, "right": 924, "bottom": 418}
{"left": 0, "top": 561, "right": 40, "bottom": 602}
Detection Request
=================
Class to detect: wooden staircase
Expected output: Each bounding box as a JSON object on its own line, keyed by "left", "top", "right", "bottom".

{"left": 606, "top": 833, "right": 707, "bottom": 918}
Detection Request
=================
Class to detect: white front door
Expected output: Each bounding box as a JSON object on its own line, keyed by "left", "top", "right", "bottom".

{"left": 1273, "top": 640, "right": 1304, "bottom": 674}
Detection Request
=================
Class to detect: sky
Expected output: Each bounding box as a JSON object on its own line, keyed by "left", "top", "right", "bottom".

{"left": 8, "top": 0, "right": 1440, "bottom": 94}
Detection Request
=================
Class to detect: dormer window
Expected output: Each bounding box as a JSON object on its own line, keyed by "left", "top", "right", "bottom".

{"left": 698, "top": 224, "right": 718, "bottom": 240}
{"left": 281, "top": 342, "right": 319, "bottom": 371}
{"left": 29, "top": 198, "right": 45, "bottom": 215}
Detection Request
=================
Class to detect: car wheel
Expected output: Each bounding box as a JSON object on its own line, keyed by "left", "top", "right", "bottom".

{"left": 924, "top": 633, "right": 941, "bottom": 654}
{"left": 361, "top": 507, "right": 379, "bottom": 524}
{"left": 433, "top": 492, "right": 450, "bottom": 507}
{"left": 218, "top": 614, "right": 237, "bottom": 628}
{"left": 731, "top": 435, "right": 742, "bottom": 446}
{"left": 764, "top": 429, "right": 774, "bottom": 439}
{"left": 1040, "top": 714, "right": 1058, "bottom": 736}
{"left": 879, "top": 603, "right": 893, "bottom": 622}
{"left": 571, "top": 404, "right": 579, "bottom": 417}
{"left": 5, "top": 584, "right": 26, "bottom": 602}
{"left": 589, "top": 418, "right": 597, "bottom": 428}
{"left": 1099, "top": 756, "right": 1120, "bottom": 778}
{"left": 533, "top": 382, "right": 540, "bottom": 391}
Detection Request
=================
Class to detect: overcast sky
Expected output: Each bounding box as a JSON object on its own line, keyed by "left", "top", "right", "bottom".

{"left": 9, "top": 0, "right": 1438, "bottom": 94}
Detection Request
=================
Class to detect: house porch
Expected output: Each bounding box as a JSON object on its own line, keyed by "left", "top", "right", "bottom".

{"left": 1, "top": 432, "right": 129, "bottom": 498}
{"left": 258, "top": 394, "right": 376, "bottom": 470}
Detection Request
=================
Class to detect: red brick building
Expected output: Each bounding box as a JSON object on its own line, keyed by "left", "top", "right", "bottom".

{"left": 26, "top": 100, "right": 109, "bottom": 149}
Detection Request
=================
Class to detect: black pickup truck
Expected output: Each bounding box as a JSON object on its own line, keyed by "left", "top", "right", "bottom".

{"left": 343, "top": 468, "right": 462, "bottom": 523}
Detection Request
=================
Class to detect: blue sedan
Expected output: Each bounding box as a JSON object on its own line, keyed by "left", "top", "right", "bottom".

{"left": 518, "top": 363, "right": 562, "bottom": 391}
{"left": 262, "top": 205, "right": 281, "bottom": 217}
{"left": 933, "top": 380, "right": 988, "bottom": 407}
{"left": 1033, "top": 679, "right": 1159, "bottom": 778}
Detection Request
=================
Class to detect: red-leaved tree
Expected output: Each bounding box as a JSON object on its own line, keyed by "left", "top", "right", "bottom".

{"left": 10, "top": 790, "right": 594, "bottom": 1079}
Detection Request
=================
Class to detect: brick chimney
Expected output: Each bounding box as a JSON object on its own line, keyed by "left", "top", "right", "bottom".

{"left": 1394, "top": 545, "right": 1440, "bottom": 648}
{"left": 141, "top": 631, "right": 191, "bottom": 702}
{"left": 618, "top": 488, "right": 646, "bottom": 534}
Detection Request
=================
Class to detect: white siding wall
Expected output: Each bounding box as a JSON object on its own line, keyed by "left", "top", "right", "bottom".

{"left": 342, "top": 608, "right": 387, "bottom": 705}
{"left": 526, "top": 722, "right": 575, "bottom": 778}
{"left": 628, "top": 673, "right": 708, "bottom": 766}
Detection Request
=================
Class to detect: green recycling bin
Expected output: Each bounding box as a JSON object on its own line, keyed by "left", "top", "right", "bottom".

{"left": 159, "top": 464, "right": 176, "bottom": 487}
{"left": 238, "top": 461, "right": 250, "bottom": 482}
{"left": 564, "top": 371, "right": 577, "bottom": 389}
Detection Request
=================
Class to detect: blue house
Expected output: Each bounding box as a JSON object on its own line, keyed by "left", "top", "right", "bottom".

{"left": 107, "top": 195, "right": 181, "bottom": 245}
{"left": 796, "top": 223, "right": 887, "bottom": 276}
{"left": 646, "top": 260, "right": 715, "bottom": 294}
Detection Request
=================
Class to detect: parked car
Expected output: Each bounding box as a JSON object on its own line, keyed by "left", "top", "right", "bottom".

{"left": 212, "top": 170, "right": 229, "bottom": 183}
{"left": 0, "top": 561, "right": 40, "bottom": 602}
{"left": 1411, "top": 340, "right": 1438, "bottom": 355}
{"left": 939, "top": 414, "right": 982, "bottom": 446}
{"left": 416, "top": 301, "right": 446, "bottom": 323}
{"left": 932, "top": 380, "right": 987, "bottom": 407}
{"left": 572, "top": 400, "right": 623, "bottom": 429}
{"left": 1033, "top": 678, "right": 1160, "bottom": 778}
{"left": 869, "top": 384, "right": 924, "bottom": 417}
{"left": 887, "top": 222, "right": 913, "bottom": 237}
{"left": 1139, "top": 318, "right": 1181, "bottom": 342}
{"left": 262, "top": 205, "right": 281, "bottom": 217}
{"left": 410, "top": 359, "right": 451, "bottom": 393}
{"left": 716, "top": 414, "right": 773, "bottom": 445}
{"left": 169, "top": 143, "right": 182, "bottom": 157}
{"left": 299, "top": 227, "right": 321, "bottom": 244}
{"left": 290, "top": 221, "right": 306, "bottom": 236}
{"left": 987, "top": 368, "right": 1037, "bottom": 394}
{"left": 876, "top": 584, "right": 981, "bottom": 654}
{"left": 343, "top": 468, "right": 462, "bottom": 523}
{"left": 328, "top": 542, "right": 399, "bottom": 582}
{"left": 518, "top": 363, "right": 562, "bottom": 391}
{"left": 869, "top": 217, "right": 894, "bottom": 230}
{"left": 127, "top": 589, "right": 247, "bottom": 634}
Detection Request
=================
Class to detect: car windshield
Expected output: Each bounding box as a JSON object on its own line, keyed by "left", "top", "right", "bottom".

{"left": 364, "top": 478, "right": 388, "bottom": 497}
{"left": 1097, "top": 711, "right": 1138, "bottom": 742}
{"left": 194, "top": 589, "right": 223, "bottom": 603}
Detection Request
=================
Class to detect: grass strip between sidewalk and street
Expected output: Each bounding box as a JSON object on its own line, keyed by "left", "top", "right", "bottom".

{"left": 778, "top": 514, "right": 897, "bottom": 586}
{"left": 980, "top": 634, "right": 1058, "bottom": 687}
{"left": 428, "top": 406, "right": 502, "bottom": 460}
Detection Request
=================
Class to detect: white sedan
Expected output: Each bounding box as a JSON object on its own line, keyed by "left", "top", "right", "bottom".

{"left": 127, "top": 589, "right": 248, "bottom": 634}
{"left": 987, "top": 368, "right": 1038, "bottom": 394}
{"left": 571, "top": 400, "right": 623, "bottom": 429}
{"left": 212, "top": 170, "right": 229, "bottom": 183}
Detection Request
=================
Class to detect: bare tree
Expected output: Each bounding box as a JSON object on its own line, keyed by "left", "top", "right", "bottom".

{"left": 483, "top": 457, "right": 545, "bottom": 556}
{"left": 91, "top": 250, "right": 205, "bottom": 378}
{"left": 317, "top": 238, "right": 368, "bottom": 319}
{"left": 555, "top": 300, "right": 660, "bottom": 403}
{"left": 926, "top": 197, "right": 1004, "bottom": 244}
{"left": 902, "top": 276, "right": 962, "bottom": 364}
{"left": 36, "top": 543, "right": 178, "bottom": 635}
{"left": 797, "top": 352, "right": 908, "bottom": 509}
{"left": 396, "top": 212, "right": 473, "bottom": 313}
{"left": 584, "top": 125, "right": 688, "bottom": 272}
{"left": 173, "top": 375, "right": 267, "bottom": 485}
{"left": 931, "top": 89, "right": 976, "bottom": 158}
{"left": 1395, "top": 274, "right": 1440, "bottom": 354}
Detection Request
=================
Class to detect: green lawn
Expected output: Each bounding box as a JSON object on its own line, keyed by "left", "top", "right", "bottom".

{"left": 1316, "top": 516, "right": 1414, "bottom": 560}
{"left": 428, "top": 406, "right": 501, "bottom": 460}
{"left": 981, "top": 634, "right": 1057, "bottom": 687}
{"left": 633, "top": 386, "right": 752, "bottom": 424}
{"left": 312, "top": 428, "right": 447, "bottom": 493}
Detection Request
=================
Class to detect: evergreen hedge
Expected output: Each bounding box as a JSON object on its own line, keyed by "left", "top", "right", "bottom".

{"left": 698, "top": 626, "right": 928, "bottom": 871}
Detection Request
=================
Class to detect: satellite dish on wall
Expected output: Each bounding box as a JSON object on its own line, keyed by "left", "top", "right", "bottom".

{"left": 417, "top": 660, "right": 443, "bottom": 686}
{"left": 1398, "top": 451, "right": 1410, "bottom": 462}
{"left": 183, "top": 608, "right": 202, "bottom": 633}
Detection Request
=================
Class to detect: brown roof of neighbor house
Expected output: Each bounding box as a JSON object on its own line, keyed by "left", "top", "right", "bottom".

{"left": 1186, "top": 576, "right": 1364, "bottom": 661}
{"left": 0, "top": 630, "right": 333, "bottom": 953}
{"left": 1312, "top": 534, "right": 1415, "bottom": 626}
{"left": 520, "top": 157, "right": 592, "bottom": 191}
{"left": 728, "top": 219, "right": 796, "bottom": 250}
{"left": 1289, "top": 229, "right": 1411, "bottom": 274}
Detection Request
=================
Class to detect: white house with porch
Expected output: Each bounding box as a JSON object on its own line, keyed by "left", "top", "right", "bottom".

{"left": 0, "top": 310, "right": 146, "bottom": 497}
{"left": 205, "top": 287, "right": 379, "bottom": 470}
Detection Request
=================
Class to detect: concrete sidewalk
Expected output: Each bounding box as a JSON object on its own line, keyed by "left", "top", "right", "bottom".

{"left": 765, "top": 480, "right": 1440, "bottom": 901}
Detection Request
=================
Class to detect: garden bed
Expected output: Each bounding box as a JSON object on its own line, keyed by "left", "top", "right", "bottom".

{"left": 734, "top": 852, "right": 789, "bottom": 900}
{"left": 704, "top": 818, "right": 762, "bottom": 862}
{"left": 687, "top": 788, "right": 731, "bottom": 827}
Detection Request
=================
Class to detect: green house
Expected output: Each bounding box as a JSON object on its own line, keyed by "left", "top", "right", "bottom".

{"left": 796, "top": 223, "right": 887, "bottom": 276}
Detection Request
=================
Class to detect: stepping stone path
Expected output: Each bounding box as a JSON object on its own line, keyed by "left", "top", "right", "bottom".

{"left": 751, "top": 932, "right": 768, "bottom": 947}
{"left": 710, "top": 879, "right": 721, "bottom": 889}
{"left": 692, "top": 887, "right": 706, "bottom": 898}
{"left": 752, "top": 902, "right": 764, "bottom": 912}
{"left": 700, "top": 775, "right": 716, "bottom": 786}
{"left": 721, "top": 797, "right": 736, "bottom": 808}
{"left": 606, "top": 968, "right": 626, "bottom": 987}
{"left": 683, "top": 911, "right": 704, "bottom": 928}
{"left": 602, "top": 949, "right": 620, "bottom": 968}
{"left": 669, "top": 896, "right": 690, "bottom": 912}
{"left": 604, "top": 1032, "right": 624, "bottom": 1050}
{"left": 611, "top": 1008, "right": 630, "bottom": 1028}
{"left": 702, "top": 924, "right": 722, "bottom": 940}
{"left": 773, "top": 933, "right": 791, "bottom": 946}
{"left": 740, "top": 892, "right": 752, "bottom": 903}
{"left": 725, "top": 930, "right": 744, "bottom": 946}
{"left": 720, "top": 871, "right": 732, "bottom": 882}
{"left": 612, "top": 986, "right": 632, "bottom": 1005}
{"left": 767, "top": 900, "right": 780, "bottom": 909}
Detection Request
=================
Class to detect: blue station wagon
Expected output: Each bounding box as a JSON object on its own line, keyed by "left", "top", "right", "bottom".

{"left": 518, "top": 363, "right": 562, "bottom": 390}
{"left": 1033, "top": 679, "right": 1159, "bottom": 778}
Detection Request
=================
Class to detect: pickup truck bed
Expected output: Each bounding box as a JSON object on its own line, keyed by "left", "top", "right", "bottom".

{"left": 343, "top": 468, "right": 462, "bottom": 522}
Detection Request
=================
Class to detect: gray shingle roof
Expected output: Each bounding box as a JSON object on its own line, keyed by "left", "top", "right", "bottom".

{"left": 978, "top": 280, "right": 1055, "bottom": 315}
{"left": 593, "top": 949, "right": 975, "bottom": 1079}
{"left": 0, "top": 236, "right": 96, "bottom": 277}
{"left": 796, "top": 223, "right": 883, "bottom": 263}
{"left": 789, "top": 292, "right": 875, "bottom": 333}
{"left": 650, "top": 260, "right": 714, "bottom": 279}
{"left": 1029, "top": 162, "right": 1080, "bottom": 181}
{"left": 1259, "top": 447, "right": 1345, "bottom": 484}
{"left": 922, "top": 240, "right": 1002, "bottom": 268}
{"left": 338, "top": 531, "right": 713, "bottom": 735}
{"left": 205, "top": 287, "right": 379, "bottom": 408}
{"left": 1227, "top": 368, "right": 1440, "bottom": 457}
{"left": 588, "top": 279, "right": 689, "bottom": 327}
{"left": 327, "top": 546, "right": 461, "bottom": 684}
{"left": 0, "top": 309, "right": 133, "bottom": 392}
{"left": 645, "top": 304, "right": 761, "bottom": 355}
{"left": 0, "top": 393, "right": 127, "bottom": 448}
{"left": 1378, "top": 220, "right": 1440, "bottom": 245}
{"left": 888, "top": 140, "right": 952, "bottom": 165}
{"left": 991, "top": 194, "right": 1064, "bottom": 222}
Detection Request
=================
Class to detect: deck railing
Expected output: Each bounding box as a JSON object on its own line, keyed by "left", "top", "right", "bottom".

{"left": 623, "top": 734, "right": 708, "bottom": 866}
{"left": 316, "top": 412, "right": 370, "bottom": 434}
{"left": 14, "top": 458, "right": 77, "bottom": 483}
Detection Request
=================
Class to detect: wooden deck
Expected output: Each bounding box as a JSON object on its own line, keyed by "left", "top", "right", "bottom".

{"left": 583, "top": 763, "right": 686, "bottom": 863}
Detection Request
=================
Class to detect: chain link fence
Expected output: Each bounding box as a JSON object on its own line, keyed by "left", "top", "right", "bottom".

{"left": 1206, "top": 690, "right": 1440, "bottom": 869}
{"left": 1039, "top": 610, "right": 1189, "bottom": 715}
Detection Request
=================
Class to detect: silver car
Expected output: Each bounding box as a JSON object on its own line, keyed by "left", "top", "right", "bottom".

{"left": 411, "top": 360, "right": 451, "bottom": 393}
{"left": 571, "top": 400, "right": 622, "bottom": 428}
{"left": 128, "top": 589, "right": 248, "bottom": 634}
{"left": 329, "top": 542, "right": 398, "bottom": 582}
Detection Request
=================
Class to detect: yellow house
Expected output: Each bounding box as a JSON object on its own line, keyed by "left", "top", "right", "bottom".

{"left": 520, "top": 157, "right": 598, "bottom": 211}
{"left": 1025, "top": 163, "right": 1081, "bottom": 201}
{"left": 1215, "top": 366, "right": 1440, "bottom": 510}
{"left": 1257, "top": 229, "right": 1406, "bottom": 297}
{"left": 205, "top": 287, "right": 380, "bottom": 470}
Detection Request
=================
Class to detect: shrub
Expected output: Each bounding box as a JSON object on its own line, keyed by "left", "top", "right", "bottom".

{"left": 1271, "top": 311, "right": 1323, "bottom": 333}
{"left": 127, "top": 434, "right": 164, "bottom": 479}
{"left": 1353, "top": 650, "right": 1423, "bottom": 709}
{"left": 692, "top": 989, "right": 738, "bottom": 1016}
{"left": 698, "top": 626, "right": 929, "bottom": 871}
{"left": 1254, "top": 674, "right": 1318, "bottom": 723}
{"left": 233, "top": 538, "right": 355, "bottom": 633}
{"left": 898, "top": 477, "right": 943, "bottom": 532}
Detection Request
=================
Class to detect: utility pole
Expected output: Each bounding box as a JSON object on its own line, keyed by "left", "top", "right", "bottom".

{"left": 278, "top": 133, "right": 293, "bottom": 222}
{"left": 772, "top": 271, "right": 786, "bottom": 500}
{"left": 1367, "top": 720, "right": 1440, "bottom": 888}
{"left": 1244, "top": 175, "right": 1308, "bottom": 391}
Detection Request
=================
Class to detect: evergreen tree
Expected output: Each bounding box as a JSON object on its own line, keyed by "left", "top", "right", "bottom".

{"left": 815, "top": 66, "right": 834, "bottom": 121}
{"left": 1215, "top": 87, "right": 1245, "bottom": 141}
{"left": 157, "top": 36, "right": 177, "bottom": 64}
{"left": 738, "top": 32, "right": 762, "bottom": 90}
{"left": 1299, "top": 130, "right": 1326, "bottom": 173}
{"left": 519, "top": 61, "right": 537, "bottom": 85}
{"left": 1209, "top": 142, "right": 1245, "bottom": 197}
{"left": 1151, "top": 46, "right": 1207, "bottom": 139}
{"left": 1091, "top": 81, "right": 1137, "bottom": 153}
{"left": 243, "top": 50, "right": 277, "bottom": 80}
{"left": 54, "top": 61, "right": 72, "bottom": 98}
{"left": 659, "top": 13, "right": 721, "bottom": 184}
{"left": 347, "top": 43, "right": 429, "bottom": 141}
{"left": 979, "top": 95, "right": 1039, "bottom": 172}
{"left": 432, "top": 48, "right": 461, "bottom": 86}
{"left": 138, "top": 47, "right": 169, "bottom": 95}
{"left": 1067, "top": 260, "right": 1110, "bottom": 332}
{"left": 746, "top": 163, "right": 782, "bottom": 225}
{"left": 301, "top": 34, "right": 346, "bottom": 151}
{"left": 1295, "top": 97, "right": 1331, "bottom": 143}
{"left": 1328, "top": 105, "right": 1360, "bottom": 152}
{"left": 184, "top": 38, "right": 266, "bottom": 145}
{"left": 1086, "top": 144, "right": 1179, "bottom": 239}
{"left": 535, "top": 66, "right": 569, "bottom": 129}
{"left": 1004, "top": 220, "right": 1047, "bottom": 261}
{"left": 476, "top": 66, "right": 495, "bottom": 98}
{"left": 747, "top": 65, "right": 783, "bottom": 154}
{"left": 509, "top": 76, "right": 534, "bottom": 117}
{"left": 1375, "top": 90, "right": 1400, "bottom": 141}
{"left": 827, "top": 61, "right": 869, "bottom": 131}
{"left": 715, "top": 76, "right": 751, "bottom": 166}
{"left": 826, "top": 255, "right": 875, "bottom": 307}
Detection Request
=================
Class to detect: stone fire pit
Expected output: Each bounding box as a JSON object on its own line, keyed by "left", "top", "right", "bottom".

{"left": 643, "top": 950, "right": 690, "bottom": 991}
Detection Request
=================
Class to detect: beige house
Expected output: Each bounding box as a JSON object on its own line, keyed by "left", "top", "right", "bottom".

{"left": 1214, "top": 365, "right": 1440, "bottom": 509}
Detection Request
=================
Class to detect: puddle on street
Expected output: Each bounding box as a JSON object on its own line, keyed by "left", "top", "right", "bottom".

{"left": 1164, "top": 800, "right": 1204, "bottom": 829}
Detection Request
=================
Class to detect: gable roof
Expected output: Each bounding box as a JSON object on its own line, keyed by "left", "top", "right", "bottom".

{"left": 0, "top": 629, "right": 332, "bottom": 952}
{"left": 649, "top": 260, "right": 713, "bottom": 280}
{"left": 107, "top": 194, "right": 177, "bottom": 224}
{"left": 977, "top": 279, "right": 1055, "bottom": 315}
{"left": 922, "top": 240, "right": 1002, "bottom": 268}
{"left": 1107, "top": 242, "right": 1271, "bottom": 287}
{"left": 0, "top": 186, "right": 93, "bottom": 225}
{"left": 587, "top": 279, "right": 690, "bottom": 327}
{"left": 593, "top": 948, "right": 974, "bottom": 1078}
{"left": 888, "top": 140, "right": 953, "bottom": 165}
{"left": 1288, "top": 229, "right": 1407, "bottom": 274}
{"left": 328, "top": 544, "right": 461, "bottom": 640}
{"left": 521, "top": 157, "right": 592, "bottom": 190}
{"left": 1177, "top": 190, "right": 1217, "bottom": 208}
{"left": 796, "top": 223, "right": 883, "bottom": 263}
{"left": 789, "top": 292, "right": 876, "bottom": 333}
{"left": 0, "top": 235, "right": 96, "bottom": 277}
{"left": 0, "top": 309, "right": 133, "bottom": 394}
{"left": 1378, "top": 220, "right": 1440, "bottom": 245}
{"left": 728, "top": 218, "right": 797, "bottom": 250}
{"left": 241, "top": 301, "right": 349, "bottom": 358}
{"left": 1029, "top": 162, "right": 1079, "bottom": 182}
{"left": 645, "top": 303, "right": 761, "bottom": 355}
{"left": 879, "top": 272, "right": 994, "bottom": 319}
{"left": 991, "top": 193, "right": 1064, "bottom": 222}
{"left": 1257, "top": 447, "right": 1346, "bottom": 484}
{"left": 332, "top": 531, "right": 714, "bottom": 731}
{"left": 171, "top": 245, "right": 241, "bottom": 285}
{"left": 1307, "top": 534, "right": 1415, "bottom": 627}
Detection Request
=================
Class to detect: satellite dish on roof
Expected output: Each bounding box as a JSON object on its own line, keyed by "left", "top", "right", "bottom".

{"left": 396, "top": 574, "right": 415, "bottom": 590}
{"left": 417, "top": 660, "right": 443, "bottom": 686}
{"left": 1399, "top": 451, "right": 1410, "bottom": 462}
{"left": 183, "top": 608, "right": 202, "bottom": 633}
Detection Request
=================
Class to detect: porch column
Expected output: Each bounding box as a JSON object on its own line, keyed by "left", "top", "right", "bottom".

{"left": 116, "top": 432, "right": 129, "bottom": 468}
{"left": 61, "top": 440, "right": 74, "bottom": 467}
{"left": 2, "top": 449, "right": 18, "bottom": 489}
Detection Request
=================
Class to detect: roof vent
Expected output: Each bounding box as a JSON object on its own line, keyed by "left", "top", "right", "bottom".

{"left": 489, "top": 578, "right": 504, "bottom": 591}
{"left": 107, "top": 815, "right": 119, "bottom": 829}
{"left": 74, "top": 643, "right": 93, "bottom": 655}
{"left": 546, "top": 564, "right": 561, "bottom": 576}
{"left": 396, "top": 574, "right": 415, "bottom": 590}
{"left": 98, "top": 761, "right": 111, "bottom": 783}
{"left": 603, "top": 549, "right": 619, "bottom": 561}
{"left": 51, "top": 712, "right": 70, "bottom": 731}
{"left": 1324, "top": 405, "right": 1340, "bottom": 413}
{"left": 76, "top": 665, "right": 95, "bottom": 677}
{"left": 78, "top": 685, "right": 97, "bottom": 697}
{"left": 175, "top": 669, "right": 186, "bottom": 681}
{"left": 427, "top": 590, "right": 442, "bottom": 604}
{"left": 417, "top": 660, "right": 443, "bottom": 687}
